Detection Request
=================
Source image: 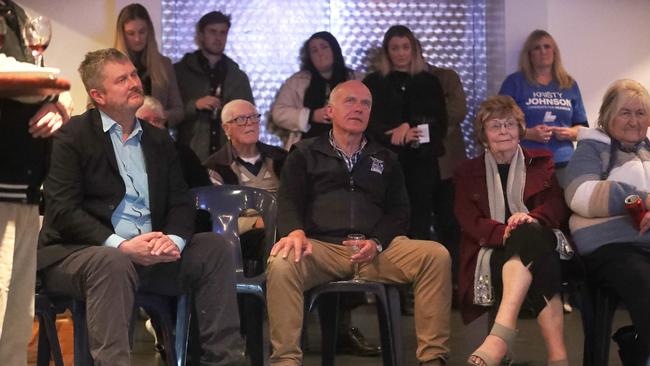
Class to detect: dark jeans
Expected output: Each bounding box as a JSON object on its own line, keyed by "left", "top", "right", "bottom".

{"left": 42, "top": 232, "right": 244, "bottom": 366}
{"left": 584, "top": 243, "right": 650, "bottom": 358}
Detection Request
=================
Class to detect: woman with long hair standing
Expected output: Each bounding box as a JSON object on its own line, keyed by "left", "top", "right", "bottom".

{"left": 115, "top": 3, "right": 184, "bottom": 126}
{"left": 271, "top": 31, "right": 358, "bottom": 150}
{"left": 363, "top": 25, "right": 448, "bottom": 241}
{"left": 499, "top": 30, "right": 587, "bottom": 185}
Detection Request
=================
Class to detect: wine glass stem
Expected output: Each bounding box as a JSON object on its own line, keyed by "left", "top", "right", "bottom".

{"left": 35, "top": 54, "right": 43, "bottom": 67}
{"left": 353, "top": 263, "right": 360, "bottom": 280}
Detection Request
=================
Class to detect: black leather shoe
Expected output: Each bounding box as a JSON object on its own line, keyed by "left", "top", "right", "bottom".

{"left": 336, "top": 326, "right": 381, "bottom": 357}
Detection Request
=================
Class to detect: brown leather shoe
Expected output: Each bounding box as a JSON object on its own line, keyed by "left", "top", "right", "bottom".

{"left": 336, "top": 326, "right": 381, "bottom": 357}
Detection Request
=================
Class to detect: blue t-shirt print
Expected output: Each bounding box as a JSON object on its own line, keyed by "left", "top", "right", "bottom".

{"left": 499, "top": 71, "right": 588, "bottom": 164}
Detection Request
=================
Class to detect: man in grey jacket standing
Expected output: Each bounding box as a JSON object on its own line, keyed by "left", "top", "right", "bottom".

{"left": 174, "top": 11, "right": 254, "bottom": 161}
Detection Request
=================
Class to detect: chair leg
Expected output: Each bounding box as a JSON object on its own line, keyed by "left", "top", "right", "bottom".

{"left": 175, "top": 295, "right": 191, "bottom": 366}
{"left": 71, "top": 300, "right": 94, "bottom": 366}
{"left": 244, "top": 295, "right": 265, "bottom": 366}
{"left": 579, "top": 283, "right": 595, "bottom": 366}
{"left": 36, "top": 310, "right": 65, "bottom": 366}
{"left": 592, "top": 289, "right": 617, "bottom": 366}
{"left": 386, "top": 286, "right": 403, "bottom": 366}
{"left": 375, "top": 288, "right": 397, "bottom": 366}
{"left": 146, "top": 310, "right": 177, "bottom": 366}
{"left": 317, "top": 293, "right": 340, "bottom": 366}
{"left": 36, "top": 314, "right": 51, "bottom": 366}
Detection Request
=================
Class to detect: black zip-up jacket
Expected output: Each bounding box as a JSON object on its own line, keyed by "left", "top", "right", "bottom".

{"left": 277, "top": 135, "right": 410, "bottom": 249}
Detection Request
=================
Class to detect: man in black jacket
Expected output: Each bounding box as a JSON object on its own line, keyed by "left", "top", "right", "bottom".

{"left": 38, "top": 48, "right": 246, "bottom": 366}
{"left": 266, "top": 80, "right": 452, "bottom": 366}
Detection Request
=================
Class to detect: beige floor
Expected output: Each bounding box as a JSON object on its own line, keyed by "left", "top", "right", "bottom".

{"left": 29, "top": 304, "right": 630, "bottom": 366}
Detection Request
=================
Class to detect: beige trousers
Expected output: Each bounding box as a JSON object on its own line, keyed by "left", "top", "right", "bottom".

{"left": 0, "top": 202, "right": 39, "bottom": 365}
{"left": 267, "top": 236, "right": 451, "bottom": 366}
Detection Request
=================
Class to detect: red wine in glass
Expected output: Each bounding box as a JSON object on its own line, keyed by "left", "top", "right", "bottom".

{"left": 22, "top": 16, "right": 51, "bottom": 66}
{"left": 28, "top": 42, "right": 49, "bottom": 55}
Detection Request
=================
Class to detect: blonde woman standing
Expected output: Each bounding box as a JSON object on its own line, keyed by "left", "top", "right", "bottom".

{"left": 499, "top": 30, "right": 587, "bottom": 185}
{"left": 115, "top": 3, "right": 184, "bottom": 126}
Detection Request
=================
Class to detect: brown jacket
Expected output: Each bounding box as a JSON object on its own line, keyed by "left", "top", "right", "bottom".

{"left": 429, "top": 66, "right": 468, "bottom": 180}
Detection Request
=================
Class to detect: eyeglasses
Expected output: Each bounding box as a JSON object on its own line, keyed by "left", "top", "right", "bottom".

{"left": 226, "top": 114, "right": 261, "bottom": 126}
{"left": 486, "top": 118, "right": 518, "bottom": 132}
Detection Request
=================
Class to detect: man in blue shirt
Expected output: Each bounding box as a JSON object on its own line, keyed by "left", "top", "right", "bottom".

{"left": 37, "top": 48, "right": 246, "bottom": 366}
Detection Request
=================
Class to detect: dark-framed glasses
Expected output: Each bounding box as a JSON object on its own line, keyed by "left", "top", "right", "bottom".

{"left": 227, "top": 113, "right": 261, "bottom": 126}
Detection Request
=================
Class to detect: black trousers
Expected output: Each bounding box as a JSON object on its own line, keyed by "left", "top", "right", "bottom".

{"left": 432, "top": 178, "right": 461, "bottom": 279}
{"left": 584, "top": 243, "right": 650, "bottom": 358}
{"left": 490, "top": 223, "right": 562, "bottom": 317}
{"left": 400, "top": 148, "right": 439, "bottom": 241}
{"left": 42, "top": 232, "right": 244, "bottom": 366}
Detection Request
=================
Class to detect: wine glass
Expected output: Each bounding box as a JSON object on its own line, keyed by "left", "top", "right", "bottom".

{"left": 347, "top": 233, "right": 365, "bottom": 282}
{"left": 0, "top": 18, "right": 7, "bottom": 50}
{"left": 22, "top": 16, "right": 51, "bottom": 66}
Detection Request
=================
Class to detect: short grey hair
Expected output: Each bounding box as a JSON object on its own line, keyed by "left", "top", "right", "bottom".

{"left": 78, "top": 48, "right": 130, "bottom": 93}
{"left": 138, "top": 96, "right": 165, "bottom": 118}
{"left": 221, "top": 99, "right": 257, "bottom": 123}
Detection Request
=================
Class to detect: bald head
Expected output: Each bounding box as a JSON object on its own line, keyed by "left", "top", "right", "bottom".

{"left": 329, "top": 80, "right": 372, "bottom": 107}
{"left": 221, "top": 99, "right": 257, "bottom": 123}
{"left": 327, "top": 80, "right": 372, "bottom": 136}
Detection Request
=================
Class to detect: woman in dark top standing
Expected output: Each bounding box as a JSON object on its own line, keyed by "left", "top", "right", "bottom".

{"left": 114, "top": 3, "right": 184, "bottom": 126}
{"left": 363, "top": 25, "right": 448, "bottom": 240}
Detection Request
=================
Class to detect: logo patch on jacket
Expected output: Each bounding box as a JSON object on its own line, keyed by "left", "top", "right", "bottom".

{"left": 370, "top": 157, "right": 384, "bottom": 174}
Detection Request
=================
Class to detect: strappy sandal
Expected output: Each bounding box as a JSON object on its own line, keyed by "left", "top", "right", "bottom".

{"left": 467, "top": 323, "right": 518, "bottom": 366}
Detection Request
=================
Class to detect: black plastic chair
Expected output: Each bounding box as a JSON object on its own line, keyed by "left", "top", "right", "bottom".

{"left": 580, "top": 284, "right": 619, "bottom": 366}
{"left": 35, "top": 293, "right": 69, "bottom": 366}
{"left": 192, "top": 185, "right": 278, "bottom": 366}
{"left": 304, "top": 281, "right": 403, "bottom": 366}
{"left": 35, "top": 292, "right": 190, "bottom": 366}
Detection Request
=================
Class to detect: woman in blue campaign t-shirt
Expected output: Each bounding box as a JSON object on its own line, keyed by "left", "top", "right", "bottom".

{"left": 499, "top": 30, "right": 587, "bottom": 184}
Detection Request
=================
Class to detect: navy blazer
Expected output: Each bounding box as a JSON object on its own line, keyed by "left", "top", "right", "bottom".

{"left": 37, "top": 108, "right": 195, "bottom": 270}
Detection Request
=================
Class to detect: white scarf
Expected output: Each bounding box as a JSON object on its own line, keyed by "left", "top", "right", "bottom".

{"left": 473, "top": 146, "right": 572, "bottom": 306}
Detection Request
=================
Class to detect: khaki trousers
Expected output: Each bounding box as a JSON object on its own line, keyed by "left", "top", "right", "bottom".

{"left": 267, "top": 236, "right": 451, "bottom": 366}
{"left": 0, "top": 202, "right": 39, "bottom": 365}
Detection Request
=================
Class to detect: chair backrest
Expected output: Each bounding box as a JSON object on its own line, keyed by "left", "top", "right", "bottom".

{"left": 191, "top": 185, "right": 277, "bottom": 279}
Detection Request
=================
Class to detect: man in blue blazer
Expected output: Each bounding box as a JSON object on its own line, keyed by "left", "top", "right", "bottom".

{"left": 37, "top": 48, "right": 246, "bottom": 366}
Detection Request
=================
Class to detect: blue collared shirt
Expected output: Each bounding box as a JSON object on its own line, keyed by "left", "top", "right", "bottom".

{"left": 101, "top": 111, "right": 185, "bottom": 251}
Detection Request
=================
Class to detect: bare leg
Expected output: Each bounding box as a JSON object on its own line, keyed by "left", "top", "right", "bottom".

{"left": 537, "top": 294, "right": 567, "bottom": 362}
{"left": 470, "top": 255, "right": 530, "bottom": 364}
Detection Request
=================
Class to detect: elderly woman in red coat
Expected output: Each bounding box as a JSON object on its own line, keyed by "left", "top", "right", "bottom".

{"left": 454, "top": 95, "right": 570, "bottom": 366}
